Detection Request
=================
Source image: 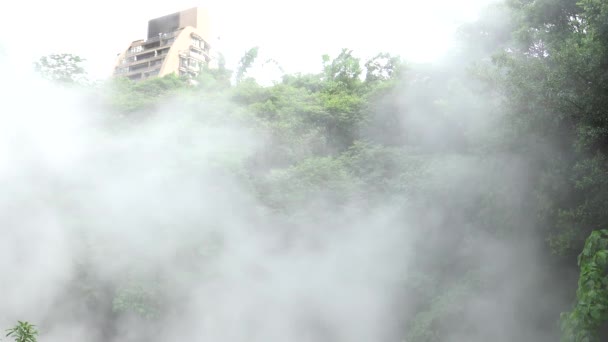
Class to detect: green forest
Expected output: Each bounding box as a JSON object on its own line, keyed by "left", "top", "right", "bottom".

{"left": 4, "top": 0, "right": 608, "bottom": 341}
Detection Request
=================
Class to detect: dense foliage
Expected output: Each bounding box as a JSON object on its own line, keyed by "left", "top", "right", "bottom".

{"left": 561, "top": 230, "right": 608, "bottom": 342}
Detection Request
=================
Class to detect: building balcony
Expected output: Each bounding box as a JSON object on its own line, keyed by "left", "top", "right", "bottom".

{"left": 179, "top": 48, "right": 209, "bottom": 62}
{"left": 124, "top": 65, "right": 161, "bottom": 77}
{"left": 120, "top": 54, "right": 166, "bottom": 69}
{"left": 115, "top": 57, "right": 163, "bottom": 76}
{"left": 126, "top": 32, "right": 178, "bottom": 56}
{"left": 144, "top": 31, "right": 179, "bottom": 44}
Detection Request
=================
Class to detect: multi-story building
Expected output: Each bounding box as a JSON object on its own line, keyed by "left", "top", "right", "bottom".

{"left": 113, "top": 7, "right": 212, "bottom": 81}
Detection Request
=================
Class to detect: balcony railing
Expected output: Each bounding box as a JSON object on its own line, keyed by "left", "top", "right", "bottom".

{"left": 144, "top": 31, "right": 178, "bottom": 44}
{"left": 125, "top": 65, "right": 161, "bottom": 77}
{"left": 126, "top": 32, "right": 178, "bottom": 56}
{"left": 121, "top": 54, "right": 166, "bottom": 67}
{"left": 179, "top": 48, "right": 210, "bottom": 61}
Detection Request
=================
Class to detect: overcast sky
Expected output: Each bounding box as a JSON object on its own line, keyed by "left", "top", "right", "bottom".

{"left": 1, "top": 0, "right": 493, "bottom": 80}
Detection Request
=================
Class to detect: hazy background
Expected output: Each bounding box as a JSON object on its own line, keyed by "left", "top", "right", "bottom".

{"left": 0, "top": 0, "right": 494, "bottom": 79}
{"left": 0, "top": 68, "right": 420, "bottom": 342}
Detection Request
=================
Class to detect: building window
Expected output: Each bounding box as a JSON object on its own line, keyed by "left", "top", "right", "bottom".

{"left": 189, "top": 47, "right": 202, "bottom": 56}
{"left": 191, "top": 38, "right": 201, "bottom": 48}
{"left": 130, "top": 45, "right": 143, "bottom": 54}
{"left": 145, "top": 70, "right": 159, "bottom": 78}
{"left": 150, "top": 58, "right": 164, "bottom": 67}
{"left": 122, "top": 56, "right": 136, "bottom": 64}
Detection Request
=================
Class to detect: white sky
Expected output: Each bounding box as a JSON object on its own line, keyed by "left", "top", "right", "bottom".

{"left": 1, "top": 0, "right": 493, "bottom": 80}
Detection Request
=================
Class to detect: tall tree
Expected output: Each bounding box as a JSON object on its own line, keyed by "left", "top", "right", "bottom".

{"left": 235, "top": 47, "right": 259, "bottom": 84}
{"left": 34, "top": 53, "right": 87, "bottom": 84}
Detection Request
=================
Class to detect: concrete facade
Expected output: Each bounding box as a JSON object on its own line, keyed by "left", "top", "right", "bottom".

{"left": 113, "top": 8, "right": 212, "bottom": 81}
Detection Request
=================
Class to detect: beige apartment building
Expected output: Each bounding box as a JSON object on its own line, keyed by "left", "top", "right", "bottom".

{"left": 113, "top": 8, "right": 212, "bottom": 81}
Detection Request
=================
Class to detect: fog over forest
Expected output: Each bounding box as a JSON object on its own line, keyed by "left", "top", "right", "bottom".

{"left": 1, "top": 1, "right": 608, "bottom": 341}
